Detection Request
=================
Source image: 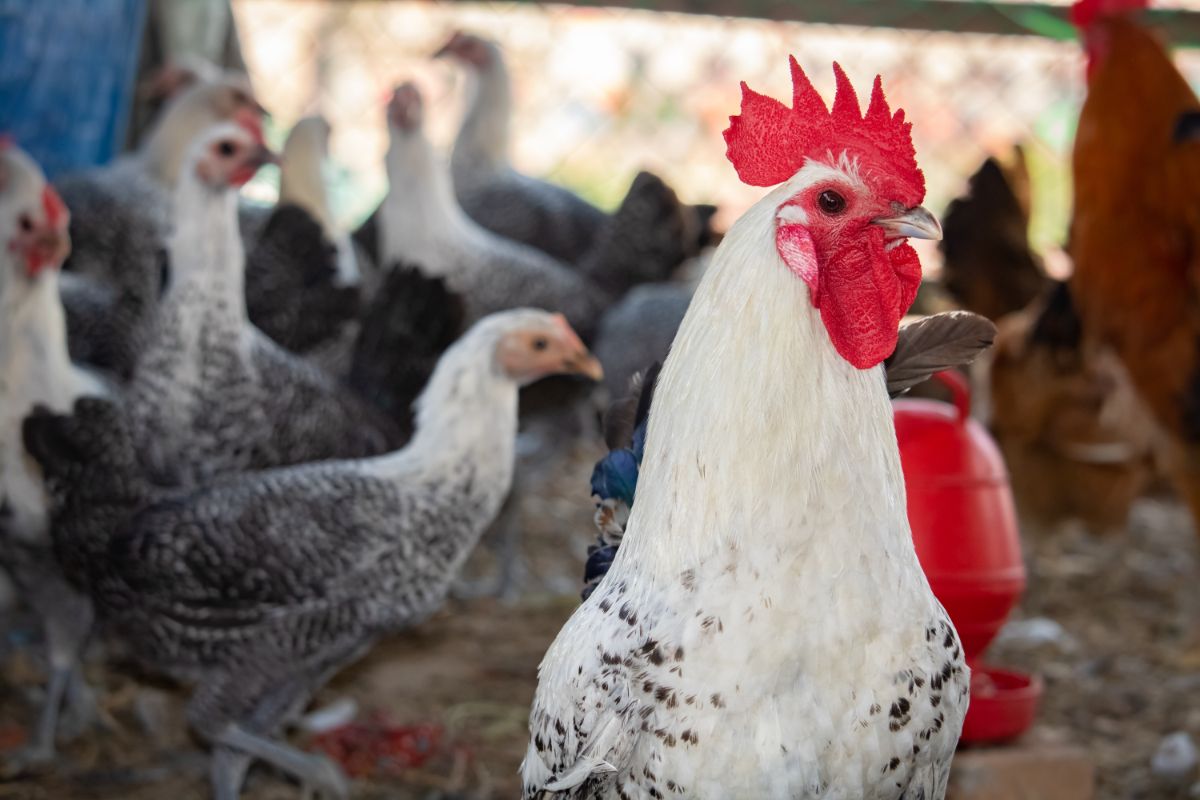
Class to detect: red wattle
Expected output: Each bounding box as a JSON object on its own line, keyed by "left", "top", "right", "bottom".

{"left": 818, "top": 237, "right": 921, "bottom": 370}
{"left": 229, "top": 165, "right": 257, "bottom": 187}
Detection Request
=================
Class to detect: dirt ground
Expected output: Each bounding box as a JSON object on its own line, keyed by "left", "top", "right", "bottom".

{"left": 2, "top": 437, "right": 1199, "bottom": 799}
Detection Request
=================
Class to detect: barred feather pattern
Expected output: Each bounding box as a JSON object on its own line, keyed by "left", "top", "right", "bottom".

{"left": 30, "top": 311, "right": 537, "bottom": 739}
{"left": 123, "top": 158, "right": 401, "bottom": 486}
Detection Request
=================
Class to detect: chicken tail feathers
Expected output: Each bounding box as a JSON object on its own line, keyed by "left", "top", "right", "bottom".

{"left": 689, "top": 203, "right": 722, "bottom": 250}
{"left": 885, "top": 311, "right": 997, "bottom": 398}
{"left": 21, "top": 397, "right": 153, "bottom": 589}
{"left": 583, "top": 363, "right": 662, "bottom": 600}
{"left": 580, "top": 172, "right": 702, "bottom": 296}
{"left": 246, "top": 204, "right": 362, "bottom": 353}
{"left": 348, "top": 264, "right": 467, "bottom": 429}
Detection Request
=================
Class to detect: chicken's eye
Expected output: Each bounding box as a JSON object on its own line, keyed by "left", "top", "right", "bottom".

{"left": 532, "top": 337, "right": 548, "bottom": 351}
{"left": 818, "top": 190, "right": 847, "bottom": 215}
{"left": 17, "top": 214, "right": 33, "bottom": 233}
{"left": 216, "top": 141, "right": 237, "bottom": 157}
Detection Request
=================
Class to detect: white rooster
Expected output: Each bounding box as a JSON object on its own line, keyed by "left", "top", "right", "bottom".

{"left": 522, "top": 59, "right": 969, "bottom": 799}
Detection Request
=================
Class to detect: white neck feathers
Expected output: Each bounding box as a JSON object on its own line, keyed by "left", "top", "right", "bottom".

{"left": 279, "top": 136, "right": 335, "bottom": 236}
{"left": 138, "top": 95, "right": 221, "bottom": 187}
{"left": 1, "top": 269, "right": 95, "bottom": 410}
{"left": 619, "top": 182, "right": 912, "bottom": 571}
{"left": 375, "top": 318, "right": 518, "bottom": 489}
{"left": 381, "top": 127, "right": 478, "bottom": 269}
{"left": 169, "top": 175, "right": 247, "bottom": 321}
{"left": 452, "top": 51, "right": 513, "bottom": 178}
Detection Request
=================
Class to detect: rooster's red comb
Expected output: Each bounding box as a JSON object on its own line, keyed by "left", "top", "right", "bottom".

{"left": 724, "top": 58, "right": 924, "bottom": 205}
{"left": 1071, "top": 0, "right": 1148, "bottom": 30}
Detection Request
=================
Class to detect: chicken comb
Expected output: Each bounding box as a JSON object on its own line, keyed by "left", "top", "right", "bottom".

{"left": 0, "top": 133, "right": 12, "bottom": 150}
{"left": 1071, "top": 0, "right": 1148, "bottom": 30}
{"left": 43, "top": 185, "right": 67, "bottom": 228}
{"left": 233, "top": 107, "right": 265, "bottom": 146}
{"left": 724, "top": 58, "right": 924, "bottom": 204}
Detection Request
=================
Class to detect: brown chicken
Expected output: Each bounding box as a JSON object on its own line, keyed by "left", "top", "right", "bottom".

{"left": 990, "top": 280, "right": 1158, "bottom": 533}
{"left": 940, "top": 146, "right": 1047, "bottom": 321}
{"left": 1069, "top": 0, "right": 1200, "bottom": 525}
{"left": 931, "top": 140, "right": 1158, "bottom": 533}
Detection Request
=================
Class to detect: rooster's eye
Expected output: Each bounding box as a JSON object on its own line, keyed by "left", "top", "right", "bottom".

{"left": 532, "top": 337, "right": 548, "bottom": 351}
{"left": 18, "top": 214, "right": 32, "bottom": 233}
{"left": 817, "top": 190, "right": 847, "bottom": 215}
{"left": 217, "top": 141, "right": 237, "bottom": 157}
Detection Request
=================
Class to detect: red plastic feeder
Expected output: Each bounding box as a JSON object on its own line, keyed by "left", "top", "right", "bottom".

{"left": 892, "top": 370, "right": 1042, "bottom": 744}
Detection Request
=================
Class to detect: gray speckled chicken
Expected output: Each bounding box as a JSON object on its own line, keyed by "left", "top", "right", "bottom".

{"left": 522, "top": 59, "right": 969, "bottom": 800}
{"left": 55, "top": 75, "right": 262, "bottom": 287}
{"left": 24, "top": 309, "right": 603, "bottom": 800}
{"left": 0, "top": 144, "right": 109, "bottom": 763}
{"left": 55, "top": 76, "right": 265, "bottom": 378}
{"left": 123, "top": 120, "right": 403, "bottom": 486}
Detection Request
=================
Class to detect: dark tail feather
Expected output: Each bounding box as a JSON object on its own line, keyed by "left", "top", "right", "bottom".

{"left": 348, "top": 264, "right": 467, "bottom": 431}
{"left": 583, "top": 363, "right": 661, "bottom": 601}
{"left": 602, "top": 361, "right": 661, "bottom": 451}
{"left": 689, "top": 203, "right": 721, "bottom": 249}
{"left": 22, "top": 398, "right": 152, "bottom": 587}
{"left": 884, "top": 311, "right": 997, "bottom": 398}
{"left": 246, "top": 204, "right": 362, "bottom": 353}
{"left": 351, "top": 207, "right": 381, "bottom": 270}
{"left": 578, "top": 171, "right": 699, "bottom": 297}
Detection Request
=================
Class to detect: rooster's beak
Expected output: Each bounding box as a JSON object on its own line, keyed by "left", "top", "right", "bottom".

{"left": 872, "top": 205, "right": 942, "bottom": 241}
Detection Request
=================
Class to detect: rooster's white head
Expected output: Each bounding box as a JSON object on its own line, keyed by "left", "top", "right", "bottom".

{"left": 725, "top": 58, "right": 940, "bottom": 369}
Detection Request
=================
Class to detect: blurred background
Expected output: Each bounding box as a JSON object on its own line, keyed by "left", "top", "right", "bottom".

{"left": 3, "top": 1, "right": 1200, "bottom": 799}
{"left": 10, "top": 0, "right": 1200, "bottom": 271}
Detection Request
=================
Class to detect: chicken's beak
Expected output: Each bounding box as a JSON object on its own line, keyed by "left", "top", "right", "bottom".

{"left": 566, "top": 351, "right": 605, "bottom": 382}
{"left": 547, "top": 312, "right": 603, "bottom": 381}
{"left": 871, "top": 205, "right": 942, "bottom": 242}
{"left": 253, "top": 144, "right": 280, "bottom": 169}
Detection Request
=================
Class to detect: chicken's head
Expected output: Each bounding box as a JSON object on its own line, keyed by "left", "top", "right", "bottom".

{"left": 190, "top": 120, "right": 277, "bottom": 190}
{"left": 725, "top": 58, "right": 939, "bottom": 370}
{"left": 387, "top": 83, "right": 424, "bottom": 134}
{"left": 494, "top": 311, "right": 603, "bottom": 386}
{"left": 0, "top": 141, "right": 69, "bottom": 282}
{"left": 433, "top": 31, "right": 496, "bottom": 69}
{"left": 1071, "top": 0, "right": 1148, "bottom": 76}
{"left": 143, "top": 73, "right": 270, "bottom": 187}
{"left": 196, "top": 75, "right": 266, "bottom": 128}
{"left": 286, "top": 115, "right": 333, "bottom": 159}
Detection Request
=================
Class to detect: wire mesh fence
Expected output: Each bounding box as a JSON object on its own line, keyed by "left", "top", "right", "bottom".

{"left": 230, "top": 0, "right": 1200, "bottom": 275}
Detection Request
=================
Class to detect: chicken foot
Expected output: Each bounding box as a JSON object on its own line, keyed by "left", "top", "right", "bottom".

{"left": 214, "top": 724, "right": 349, "bottom": 800}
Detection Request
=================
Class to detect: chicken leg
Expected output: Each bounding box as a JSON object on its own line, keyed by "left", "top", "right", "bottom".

{"left": 215, "top": 724, "right": 349, "bottom": 800}
{"left": 1, "top": 557, "right": 96, "bottom": 770}
{"left": 210, "top": 746, "right": 253, "bottom": 800}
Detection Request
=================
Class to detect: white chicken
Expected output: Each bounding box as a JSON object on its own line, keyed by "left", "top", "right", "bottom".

{"left": 0, "top": 143, "right": 108, "bottom": 763}
{"left": 522, "top": 59, "right": 969, "bottom": 799}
